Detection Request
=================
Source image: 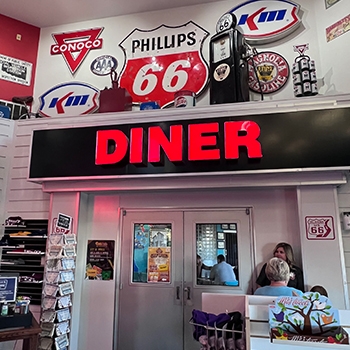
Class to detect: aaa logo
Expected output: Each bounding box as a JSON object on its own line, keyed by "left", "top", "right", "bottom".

{"left": 51, "top": 28, "right": 104, "bottom": 74}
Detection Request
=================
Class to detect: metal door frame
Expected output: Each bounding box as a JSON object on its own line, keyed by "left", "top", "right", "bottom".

{"left": 114, "top": 206, "right": 256, "bottom": 350}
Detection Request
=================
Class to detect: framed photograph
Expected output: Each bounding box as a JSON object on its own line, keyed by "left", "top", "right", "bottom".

{"left": 326, "top": 14, "right": 350, "bottom": 42}
{"left": 217, "top": 241, "right": 225, "bottom": 249}
{"left": 325, "top": 0, "right": 341, "bottom": 9}
{"left": 217, "top": 232, "right": 225, "bottom": 240}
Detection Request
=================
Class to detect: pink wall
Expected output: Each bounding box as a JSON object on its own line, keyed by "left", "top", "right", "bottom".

{"left": 0, "top": 15, "right": 40, "bottom": 101}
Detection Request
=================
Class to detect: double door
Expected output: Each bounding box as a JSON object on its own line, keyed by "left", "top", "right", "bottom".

{"left": 118, "top": 209, "right": 253, "bottom": 350}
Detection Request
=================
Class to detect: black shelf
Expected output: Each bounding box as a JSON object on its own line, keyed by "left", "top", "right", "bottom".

{"left": 1, "top": 219, "right": 48, "bottom": 305}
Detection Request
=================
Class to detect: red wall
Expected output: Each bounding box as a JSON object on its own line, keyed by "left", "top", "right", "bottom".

{"left": 0, "top": 15, "right": 40, "bottom": 101}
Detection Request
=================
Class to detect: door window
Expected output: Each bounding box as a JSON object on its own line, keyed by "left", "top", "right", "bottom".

{"left": 132, "top": 223, "right": 172, "bottom": 283}
{"left": 196, "top": 223, "right": 238, "bottom": 286}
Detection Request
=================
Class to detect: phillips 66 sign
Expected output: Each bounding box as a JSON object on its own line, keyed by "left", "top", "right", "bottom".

{"left": 118, "top": 22, "right": 209, "bottom": 108}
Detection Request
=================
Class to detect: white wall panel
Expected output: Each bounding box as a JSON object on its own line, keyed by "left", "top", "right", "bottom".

{"left": 336, "top": 173, "right": 350, "bottom": 307}
{"left": 13, "top": 145, "right": 30, "bottom": 155}
{"left": 32, "top": 0, "right": 329, "bottom": 110}
{"left": 342, "top": 236, "right": 350, "bottom": 252}
{"left": 4, "top": 121, "right": 50, "bottom": 220}
{"left": 345, "top": 251, "right": 350, "bottom": 266}
{"left": 6, "top": 178, "right": 43, "bottom": 190}
{"left": 6, "top": 188, "right": 47, "bottom": 201}
{"left": 0, "top": 119, "right": 15, "bottom": 226}
{"left": 298, "top": 186, "right": 348, "bottom": 309}
{"left": 315, "top": 1, "right": 350, "bottom": 95}
{"left": 74, "top": 194, "right": 120, "bottom": 350}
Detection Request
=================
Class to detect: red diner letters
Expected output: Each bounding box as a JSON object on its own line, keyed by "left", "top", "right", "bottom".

{"left": 95, "top": 121, "right": 262, "bottom": 165}
{"left": 95, "top": 130, "right": 128, "bottom": 165}
{"left": 188, "top": 123, "right": 220, "bottom": 161}
{"left": 148, "top": 125, "right": 183, "bottom": 163}
{"left": 224, "top": 121, "right": 262, "bottom": 159}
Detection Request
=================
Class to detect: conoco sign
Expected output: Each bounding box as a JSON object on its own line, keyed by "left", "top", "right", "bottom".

{"left": 118, "top": 21, "right": 209, "bottom": 108}
{"left": 50, "top": 28, "right": 104, "bottom": 74}
{"left": 229, "top": 0, "right": 301, "bottom": 44}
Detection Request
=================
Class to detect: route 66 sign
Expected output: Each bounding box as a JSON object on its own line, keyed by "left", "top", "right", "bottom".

{"left": 305, "top": 216, "right": 335, "bottom": 240}
{"left": 118, "top": 21, "right": 209, "bottom": 108}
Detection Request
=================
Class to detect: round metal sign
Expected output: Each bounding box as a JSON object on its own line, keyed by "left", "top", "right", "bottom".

{"left": 248, "top": 51, "right": 290, "bottom": 94}
{"left": 90, "top": 55, "right": 118, "bottom": 76}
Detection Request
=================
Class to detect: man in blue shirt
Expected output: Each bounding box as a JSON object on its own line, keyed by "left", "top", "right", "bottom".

{"left": 209, "top": 255, "right": 236, "bottom": 284}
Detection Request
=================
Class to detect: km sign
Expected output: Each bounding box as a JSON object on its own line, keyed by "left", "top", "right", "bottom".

{"left": 230, "top": 0, "right": 301, "bottom": 44}
{"left": 50, "top": 28, "right": 104, "bottom": 74}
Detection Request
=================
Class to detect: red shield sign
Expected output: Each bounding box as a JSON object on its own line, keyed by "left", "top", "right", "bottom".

{"left": 119, "top": 22, "right": 209, "bottom": 108}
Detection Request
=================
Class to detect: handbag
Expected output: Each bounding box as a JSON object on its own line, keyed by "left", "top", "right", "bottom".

{"left": 190, "top": 309, "right": 243, "bottom": 342}
{"left": 99, "top": 71, "right": 132, "bottom": 113}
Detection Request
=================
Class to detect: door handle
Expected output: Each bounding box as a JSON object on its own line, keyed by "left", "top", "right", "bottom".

{"left": 184, "top": 286, "right": 191, "bottom": 300}
{"left": 176, "top": 286, "right": 180, "bottom": 300}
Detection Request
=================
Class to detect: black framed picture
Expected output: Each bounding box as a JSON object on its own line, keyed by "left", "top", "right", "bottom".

{"left": 217, "top": 241, "right": 225, "bottom": 249}
{"left": 217, "top": 232, "right": 225, "bottom": 240}
{"left": 325, "top": 0, "right": 341, "bottom": 9}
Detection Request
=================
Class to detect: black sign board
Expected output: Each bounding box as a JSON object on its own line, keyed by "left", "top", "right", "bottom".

{"left": 29, "top": 107, "right": 350, "bottom": 179}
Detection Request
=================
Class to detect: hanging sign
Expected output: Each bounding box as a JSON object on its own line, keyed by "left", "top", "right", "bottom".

{"left": 229, "top": 0, "right": 301, "bottom": 44}
{"left": 118, "top": 21, "right": 209, "bottom": 108}
{"left": 50, "top": 28, "right": 104, "bottom": 74}
{"left": 248, "top": 51, "right": 289, "bottom": 94}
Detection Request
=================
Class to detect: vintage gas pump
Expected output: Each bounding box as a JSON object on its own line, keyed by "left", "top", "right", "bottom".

{"left": 209, "top": 13, "right": 249, "bottom": 104}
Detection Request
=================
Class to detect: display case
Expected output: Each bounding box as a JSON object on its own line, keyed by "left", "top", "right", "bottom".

{"left": 0, "top": 219, "right": 48, "bottom": 305}
{"left": 200, "top": 293, "right": 350, "bottom": 350}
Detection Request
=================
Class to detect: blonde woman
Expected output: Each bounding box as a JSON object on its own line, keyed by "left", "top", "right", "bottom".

{"left": 254, "top": 258, "right": 303, "bottom": 296}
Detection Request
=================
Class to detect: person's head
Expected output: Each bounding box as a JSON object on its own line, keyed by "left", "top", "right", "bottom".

{"left": 217, "top": 254, "right": 225, "bottom": 263}
{"left": 310, "top": 285, "right": 328, "bottom": 297}
{"left": 196, "top": 254, "right": 202, "bottom": 265}
{"left": 266, "top": 257, "right": 290, "bottom": 283}
{"left": 273, "top": 242, "right": 295, "bottom": 266}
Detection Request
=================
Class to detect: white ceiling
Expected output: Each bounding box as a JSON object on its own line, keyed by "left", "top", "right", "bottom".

{"left": 0, "top": 0, "right": 220, "bottom": 28}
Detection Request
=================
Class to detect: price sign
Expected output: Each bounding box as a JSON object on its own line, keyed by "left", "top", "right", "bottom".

{"left": 118, "top": 22, "right": 209, "bottom": 108}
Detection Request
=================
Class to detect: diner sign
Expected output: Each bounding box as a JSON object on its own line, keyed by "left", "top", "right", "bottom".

{"left": 29, "top": 107, "right": 350, "bottom": 180}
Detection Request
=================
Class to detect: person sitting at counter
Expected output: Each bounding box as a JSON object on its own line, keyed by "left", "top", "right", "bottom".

{"left": 254, "top": 257, "right": 303, "bottom": 296}
{"left": 256, "top": 242, "right": 304, "bottom": 292}
{"left": 209, "top": 254, "right": 236, "bottom": 285}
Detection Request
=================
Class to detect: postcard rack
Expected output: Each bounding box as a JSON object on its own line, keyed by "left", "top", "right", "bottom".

{"left": 189, "top": 319, "right": 246, "bottom": 350}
